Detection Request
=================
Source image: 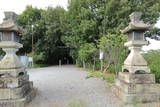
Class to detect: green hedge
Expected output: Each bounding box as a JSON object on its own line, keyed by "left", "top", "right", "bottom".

{"left": 143, "top": 50, "right": 160, "bottom": 83}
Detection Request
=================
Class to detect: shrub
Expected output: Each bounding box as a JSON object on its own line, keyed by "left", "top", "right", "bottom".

{"left": 143, "top": 50, "right": 160, "bottom": 83}
{"left": 77, "top": 43, "right": 98, "bottom": 69}
{"left": 28, "top": 52, "right": 46, "bottom": 64}
{"left": 98, "top": 34, "right": 128, "bottom": 74}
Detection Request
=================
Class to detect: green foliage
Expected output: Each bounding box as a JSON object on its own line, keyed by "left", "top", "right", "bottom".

{"left": 42, "top": 7, "right": 66, "bottom": 45}
{"left": 76, "top": 43, "right": 98, "bottom": 69}
{"left": 67, "top": 0, "right": 160, "bottom": 37}
{"left": 17, "top": 6, "right": 69, "bottom": 64}
{"left": 78, "top": 43, "right": 97, "bottom": 61}
{"left": 67, "top": 98, "right": 86, "bottom": 107}
{"left": 16, "top": 0, "right": 160, "bottom": 67}
{"left": 17, "top": 6, "right": 42, "bottom": 26}
{"left": 145, "top": 28, "right": 160, "bottom": 39}
{"left": 64, "top": 0, "right": 160, "bottom": 67}
{"left": 86, "top": 72, "right": 116, "bottom": 83}
{"left": 28, "top": 52, "right": 46, "bottom": 64}
{"left": 143, "top": 50, "right": 160, "bottom": 83}
{"left": 17, "top": 6, "right": 43, "bottom": 54}
{"left": 98, "top": 34, "right": 128, "bottom": 73}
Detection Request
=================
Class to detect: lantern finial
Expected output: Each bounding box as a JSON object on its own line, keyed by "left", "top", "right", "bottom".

{"left": 129, "top": 12, "right": 142, "bottom": 23}
{"left": 3, "top": 12, "right": 17, "bottom": 22}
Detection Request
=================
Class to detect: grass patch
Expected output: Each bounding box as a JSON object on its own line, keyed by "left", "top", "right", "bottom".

{"left": 67, "top": 98, "right": 87, "bottom": 107}
{"left": 86, "top": 71, "right": 116, "bottom": 83}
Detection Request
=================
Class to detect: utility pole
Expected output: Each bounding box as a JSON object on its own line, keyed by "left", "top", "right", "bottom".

{"left": 31, "top": 25, "right": 34, "bottom": 54}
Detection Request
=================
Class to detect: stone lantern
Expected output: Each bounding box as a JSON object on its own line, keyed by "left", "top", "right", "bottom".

{"left": 113, "top": 12, "right": 160, "bottom": 104}
{"left": 0, "top": 12, "right": 35, "bottom": 107}
{"left": 121, "top": 12, "right": 152, "bottom": 73}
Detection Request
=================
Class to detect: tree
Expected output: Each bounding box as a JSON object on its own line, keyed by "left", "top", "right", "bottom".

{"left": 17, "top": 0, "right": 160, "bottom": 66}
{"left": 145, "top": 28, "right": 160, "bottom": 39}
{"left": 78, "top": 43, "right": 97, "bottom": 68}
{"left": 17, "top": 6, "right": 43, "bottom": 54}
{"left": 17, "top": 6, "right": 67, "bottom": 64}
{"left": 40, "top": 7, "right": 67, "bottom": 64}
{"left": 64, "top": 0, "right": 160, "bottom": 62}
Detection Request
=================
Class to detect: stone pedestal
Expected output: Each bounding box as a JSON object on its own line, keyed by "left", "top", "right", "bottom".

{"left": 113, "top": 72, "right": 160, "bottom": 104}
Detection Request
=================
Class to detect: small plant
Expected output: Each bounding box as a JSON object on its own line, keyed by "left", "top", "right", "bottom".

{"left": 135, "top": 70, "right": 146, "bottom": 74}
{"left": 67, "top": 98, "right": 87, "bottom": 107}
{"left": 86, "top": 72, "right": 116, "bottom": 83}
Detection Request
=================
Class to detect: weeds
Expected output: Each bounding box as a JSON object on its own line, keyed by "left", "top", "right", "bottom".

{"left": 67, "top": 98, "right": 87, "bottom": 107}
{"left": 86, "top": 71, "right": 116, "bottom": 83}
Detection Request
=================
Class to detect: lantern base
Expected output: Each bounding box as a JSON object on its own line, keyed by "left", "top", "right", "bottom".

{"left": 0, "top": 62, "right": 36, "bottom": 107}
{"left": 113, "top": 72, "right": 160, "bottom": 104}
{"left": 0, "top": 87, "right": 36, "bottom": 107}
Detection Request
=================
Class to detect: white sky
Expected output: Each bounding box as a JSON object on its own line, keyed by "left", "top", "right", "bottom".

{"left": 142, "top": 38, "right": 160, "bottom": 51}
{"left": 0, "top": 0, "right": 68, "bottom": 23}
{"left": 155, "top": 20, "right": 160, "bottom": 28}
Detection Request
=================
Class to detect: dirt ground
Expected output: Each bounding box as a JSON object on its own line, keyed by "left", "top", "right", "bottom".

{"left": 26, "top": 65, "right": 160, "bottom": 107}
{"left": 26, "top": 65, "right": 124, "bottom": 107}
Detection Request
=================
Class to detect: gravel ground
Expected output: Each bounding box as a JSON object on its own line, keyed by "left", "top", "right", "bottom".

{"left": 26, "top": 65, "right": 124, "bottom": 107}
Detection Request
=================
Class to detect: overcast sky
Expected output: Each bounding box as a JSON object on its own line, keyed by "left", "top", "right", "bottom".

{"left": 0, "top": 0, "right": 68, "bottom": 23}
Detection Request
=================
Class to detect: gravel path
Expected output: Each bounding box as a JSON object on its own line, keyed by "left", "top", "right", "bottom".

{"left": 26, "top": 65, "right": 124, "bottom": 107}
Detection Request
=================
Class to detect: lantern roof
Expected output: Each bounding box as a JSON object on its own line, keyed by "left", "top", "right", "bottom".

{"left": 121, "top": 12, "right": 153, "bottom": 34}
{"left": 0, "top": 12, "right": 22, "bottom": 34}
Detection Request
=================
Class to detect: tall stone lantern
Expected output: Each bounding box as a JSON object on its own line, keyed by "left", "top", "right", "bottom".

{"left": 113, "top": 12, "right": 160, "bottom": 104}
{"left": 0, "top": 12, "right": 35, "bottom": 107}
{"left": 121, "top": 12, "right": 152, "bottom": 73}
